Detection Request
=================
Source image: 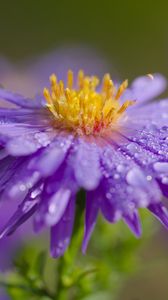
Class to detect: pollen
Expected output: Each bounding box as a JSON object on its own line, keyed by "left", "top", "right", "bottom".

{"left": 43, "top": 70, "right": 135, "bottom": 135}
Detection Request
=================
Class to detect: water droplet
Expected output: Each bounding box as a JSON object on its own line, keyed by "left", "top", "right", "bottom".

{"left": 162, "top": 177, "right": 168, "bottom": 184}
{"left": 48, "top": 203, "right": 57, "bottom": 214}
{"left": 113, "top": 210, "right": 122, "bottom": 221}
{"left": 126, "top": 142, "right": 138, "bottom": 153}
{"left": 117, "top": 164, "right": 125, "bottom": 173}
{"left": 146, "top": 175, "right": 152, "bottom": 181}
{"left": 19, "top": 184, "right": 26, "bottom": 191}
{"left": 153, "top": 162, "right": 168, "bottom": 173}
{"left": 45, "top": 188, "right": 71, "bottom": 226}
{"left": 138, "top": 198, "right": 149, "bottom": 207}
{"left": 106, "top": 192, "right": 112, "bottom": 200}
{"left": 114, "top": 173, "right": 120, "bottom": 179}
{"left": 126, "top": 168, "right": 147, "bottom": 188}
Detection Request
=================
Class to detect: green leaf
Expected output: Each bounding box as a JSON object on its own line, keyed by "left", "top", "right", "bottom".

{"left": 13, "top": 257, "right": 30, "bottom": 278}
{"left": 34, "top": 251, "right": 47, "bottom": 277}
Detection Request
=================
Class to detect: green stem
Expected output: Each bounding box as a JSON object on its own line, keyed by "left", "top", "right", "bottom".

{"left": 0, "top": 281, "right": 53, "bottom": 299}
{"left": 55, "top": 257, "right": 67, "bottom": 300}
{"left": 54, "top": 190, "right": 86, "bottom": 300}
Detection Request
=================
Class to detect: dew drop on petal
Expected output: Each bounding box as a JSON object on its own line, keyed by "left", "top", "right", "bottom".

{"left": 116, "top": 164, "right": 125, "bottom": 173}
{"left": 45, "top": 188, "right": 71, "bottom": 226}
{"left": 22, "top": 199, "right": 39, "bottom": 213}
{"left": 126, "top": 168, "right": 147, "bottom": 188}
{"left": 162, "top": 177, "right": 168, "bottom": 184}
{"left": 153, "top": 162, "right": 168, "bottom": 173}
{"left": 126, "top": 142, "right": 138, "bottom": 153}
{"left": 146, "top": 175, "right": 152, "bottom": 181}
{"left": 48, "top": 203, "right": 58, "bottom": 214}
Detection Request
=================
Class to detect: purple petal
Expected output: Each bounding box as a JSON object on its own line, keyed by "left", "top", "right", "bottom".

{"left": 0, "top": 108, "right": 51, "bottom": 126}
{"left": 100, "top": 195, "right": 120, "bottom": 223}
{"left": 148, "top": 202, "right": 168, "bottom": 229}
{"left": 100, "top": 145, "right": 161, "bottom": 215}
{"left": 2, "top": 174, "right": 40, "bottom": 203}
{"left": 0, "top": 122, "right": 56, "bottom": 155}
{"left": 157, "top": 181, "right": 168, "bottom": 197}
{"left": 82, "top": 191, "right": 99, "bottom": 253}
{"left": 45, "top": 188, "right": 71, "bottom": 227}
{"left": 0, "top": 88, "right": 43, "bottom": 108}
{"left": 128, "top": 99, "right": 168, "bottom": 127}
{"left": 123, "top": 211, "right": 142, "bottom": 237}
{"left": 73, "top": 140, "right": 101, "bottom": 190}
{"left": 121, "top": 73, "right": 167, "bottom": 105}
{"left": 118, "top": 127, "right": 168, "bottom": 197}
{"left": 34, "top": 187, "right": 71, "bottom": 231}
{"left": 34, "top": 161, "right": 78, "bottom": 232}
{"left": 28, "top": 134, "right": 73, "bottom": 177}
{"left": 0, "top": 157, "right": 19, "bottom": 193}
{"left": 152, "top": 161, "right": 168, "bottom": 196}
{"left": 6, "top": 130, "right": 55, "bottom": 156}
{"left": 50, "top": 196, "right": 75, "bottom": 258}
{"left": 120, "top": 127, "right": 168, "bottom": 163}
{"left": 0, "top": 159, "right": 40, "bottom": 203}
{"left": 0, "top": 194, "right": 39, "bottom": 238}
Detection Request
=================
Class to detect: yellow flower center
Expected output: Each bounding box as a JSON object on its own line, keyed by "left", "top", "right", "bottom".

{"left": 43, "top": 70, "right": 134, "bottom": 135}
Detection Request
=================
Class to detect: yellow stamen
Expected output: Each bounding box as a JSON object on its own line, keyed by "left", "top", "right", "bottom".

{"left": 50, "top": 74, "right": 57, "bottom": 86}
{"left": 115, "top": 80, "right": 128, "bottom": 100}
{"left": 43, "top": 88, "right": 53, "bottom": 108}
{"left": 43, "top": 70, "right": 134, "bottom": 135}
{"left": 78, "top": 70, "right": 85, "bottom": 89}
{"left": 117, "top": 100, "right": 135, "bottom": 114}
{"left": 67, "top": 70, "right": 74, "bottom": 89}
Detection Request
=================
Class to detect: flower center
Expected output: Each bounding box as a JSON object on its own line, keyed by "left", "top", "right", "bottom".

{"left": 43, "top": 70, "right": 134, "bottom": 135}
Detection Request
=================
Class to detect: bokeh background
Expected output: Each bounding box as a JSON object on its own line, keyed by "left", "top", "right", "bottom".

{"left": 1, "top": 0, "right": 168, "bottom": 79}
{"left": 0, "top": 1, "right": 168, "bottom": 299}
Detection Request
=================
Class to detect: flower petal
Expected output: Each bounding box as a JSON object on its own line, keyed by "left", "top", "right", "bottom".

{"left": 123, "top": 211, "right": 142, "bottom": 237}
{"left": 128, "top": 99, "right": 168, "bottom": 127}
{"left": 0, "top": 193, "right": 40, "bottom": 238}
{"left": 148, "top": 202, "right": 168, "bottom": 229}
{"left": 0, "top": 156, "right": 18, "bottom": 194}
{"left": 100, "top": 197, "right": 118, "bottom": 223}
{"left": 34, "top": 187, "right": 71, "bottom": 231}
{"left": 28, "top": 134, "right": 73, "bottom": 177}
{"left": 44, "top": 188, "right": 71, "bottom": 227}
{"left": 72, "top": 140, "right": 101, "bottom": 190}
{"left": 101, "top": 145, "right": 161, "bottom": 215}
{"left": 121, "top": 73, "right": 167, "bottom": 105}
{"left": 6, "top": 130, "right": 55, "bottom": 156}
{"left": 0, "top": 108, "right": 51, "bottom": 127}
{"left": 82, "top": 191, "right": 99, "bottom": 253}
{"left": 0, "top": 88, "right": 44, "bottom": 108}
{"left": 118, "top": 126, "right": 168, "bottom": 197}
{"left": 50, "top": 196, "right": 75, "bottom": 258}
{"left": 34, "top": 161, "right": 78, "bottom": 232}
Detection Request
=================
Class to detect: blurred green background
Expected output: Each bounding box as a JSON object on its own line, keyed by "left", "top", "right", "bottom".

{"left": 0, "top": 0, "right": 168, "bottom": 79}
{"left": 1, "top": 1, "right": 168, "bottom": 299}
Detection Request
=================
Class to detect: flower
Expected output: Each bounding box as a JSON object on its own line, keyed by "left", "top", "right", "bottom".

{"left": 0, "top": 70, "right": 167, "bottom": 258}
{"left": 0, "top": 57, "right": 36, "bottom": 272}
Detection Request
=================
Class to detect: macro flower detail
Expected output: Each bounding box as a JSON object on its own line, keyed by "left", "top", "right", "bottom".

{"left": 43, "top": 71, "right": 134, "bottom": 135}
{"left": 0, "top": 70, "right": 168, "bottom": 258}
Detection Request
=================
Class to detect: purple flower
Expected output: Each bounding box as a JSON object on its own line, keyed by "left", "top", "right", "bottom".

{"left": 0, "top": 57, "right": 36, "bottom": 271}
{"left": 0, "top": 70, "right": 167, "bottom": 258}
